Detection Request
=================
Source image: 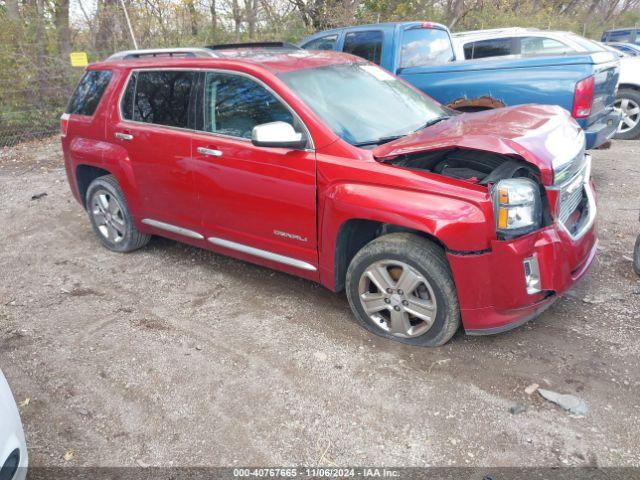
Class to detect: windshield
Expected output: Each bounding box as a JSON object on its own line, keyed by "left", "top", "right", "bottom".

{"left": 278, "top": 63, "right": 448, "bottom": 146}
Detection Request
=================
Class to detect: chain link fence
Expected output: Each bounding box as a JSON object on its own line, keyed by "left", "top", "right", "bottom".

{"left": 0, "top": 51, "right": 82, "bottom": 147}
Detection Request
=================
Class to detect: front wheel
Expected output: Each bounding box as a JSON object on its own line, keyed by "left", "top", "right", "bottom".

{"left": 345, "top": 233, "right": 461, "bottom": 347}
{"left": 614, "top": 88, "right": 640, "bottom": 140}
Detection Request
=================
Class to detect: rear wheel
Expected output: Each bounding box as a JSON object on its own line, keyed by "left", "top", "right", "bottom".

{"left": 345, "top": 233, "right": 461, "bottom": 347}
{"left": 614, "top": 88, "right": 640, "bottom": 140}
{"left": 85, "top": 175, "right": 150, "bottom": 252}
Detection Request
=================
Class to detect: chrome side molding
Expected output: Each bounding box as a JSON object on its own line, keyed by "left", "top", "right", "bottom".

{"left": 141, "top": 218, "right": 204, "bottom": 240}
{"left": 207, "top": 237, "right": 317, "bottom": 271}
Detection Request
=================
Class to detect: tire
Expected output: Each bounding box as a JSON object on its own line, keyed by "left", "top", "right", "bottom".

{"left": 634, "top": 235, "right": 640, "bottom": 276}
{"left": 613, "top": 88, "right": 640, "bottom": 140}
{"left": 345, "top": 232, "right": 461, "bottom": 347}
{"left": 85, "top": 175, "right": 150, "bottom": 252}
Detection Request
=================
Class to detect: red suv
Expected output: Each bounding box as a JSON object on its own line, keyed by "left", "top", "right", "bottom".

{"left": 61, "top": 45, "right": 597, "bottom": 346}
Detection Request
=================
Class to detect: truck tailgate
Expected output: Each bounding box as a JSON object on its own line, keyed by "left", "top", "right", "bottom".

{"left": 397, "top": 51, "right": 620, "bottom": 148}
{"left": 589, "top": 52, "right": 620, "bottom": 124}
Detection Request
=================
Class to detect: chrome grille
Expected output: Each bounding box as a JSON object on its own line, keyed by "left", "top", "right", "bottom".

{"left": 558, "top": 182, "right": 584, "bottom": 224}
{"left": 550, "top": 154, "right": 595, "bottom": 241}
{"left": 556, "top": 160, "right": 588, "bottom": 226}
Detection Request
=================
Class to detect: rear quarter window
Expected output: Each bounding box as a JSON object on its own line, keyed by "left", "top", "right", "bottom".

{"left": 520, "top": 36, "right": 573, "bottom": 55}
{"left": 66, "top": 70, "right": 112, "bottom": 116}
{"left": 464, "top": 38, "right": 513, "bottom": 59}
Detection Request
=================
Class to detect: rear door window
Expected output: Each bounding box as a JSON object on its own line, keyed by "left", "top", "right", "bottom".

{"left": 202, "top": 72, "right": 296, "bottom": 139}
{"left": 464, "top": 38, "right": 514, "bottom": 59}
{"left": 122, "top": 70, "right": 196, "bottom": 128}
{"left": 343, "top": 31, "right": 383, "bottom": 65}
{"left": 302, "top": 34, "right": 338, "bottom": 51}
{"left": 66, "top": 70, "right": 112, "bottom": 116}
{"left": 400, "top": 27, "right": 454, "bottom": 68}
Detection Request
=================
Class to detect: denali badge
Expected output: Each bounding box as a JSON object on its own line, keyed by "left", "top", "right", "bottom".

{"left": 273, "top": 230, "right": 308, "bottom": 242}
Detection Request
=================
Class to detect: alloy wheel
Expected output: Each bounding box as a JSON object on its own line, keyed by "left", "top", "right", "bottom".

{"left": 616, "top": 97, "right": 640, "bottom": 134}
{"left": 91, "top": 189, "right": 126, "bottom": 243}
{"left": 357, "top": 260, "right": 437, "bottom": 338}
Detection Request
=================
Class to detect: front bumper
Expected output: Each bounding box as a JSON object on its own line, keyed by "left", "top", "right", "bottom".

{"left": 582, "top": 107, "right": 620, "bottom": 149}
{"left": 447, "top": 168, "right": 597, "bottom": 334}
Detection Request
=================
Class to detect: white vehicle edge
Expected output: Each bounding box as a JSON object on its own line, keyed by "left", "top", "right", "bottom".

{"left": 0, "top": 369, "right": 27, "bottom": 480}
{"left": 609, "top": 53, "right": 640, "bottom": 139}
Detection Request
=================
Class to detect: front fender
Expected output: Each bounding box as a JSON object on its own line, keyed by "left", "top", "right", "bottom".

{"left": 318, "top": 182, "right": 494, "bottom": 290}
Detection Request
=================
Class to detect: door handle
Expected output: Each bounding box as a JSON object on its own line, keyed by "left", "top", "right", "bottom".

{"left": 115, "top": 132, "right": 133, "bottom": 141}
{"left": 197, "top": 146, "right": 223, "bottom": 157}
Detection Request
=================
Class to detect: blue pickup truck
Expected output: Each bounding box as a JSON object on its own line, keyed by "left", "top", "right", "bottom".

{"left": 300, "top": 22, "right": 620, "bottom": 149}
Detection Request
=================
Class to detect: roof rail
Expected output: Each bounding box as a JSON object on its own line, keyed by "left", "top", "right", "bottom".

{"left": 604, "top": 27, "right": 638, "bottom": 32}
{"left": 452, "top": 27, "right": 539, "bottom": 37}
{"left": 205, "top": 42, "right": 301, "bottom": 50}
{"left": 107, "top": 48, "right": 218, "bottom": 61}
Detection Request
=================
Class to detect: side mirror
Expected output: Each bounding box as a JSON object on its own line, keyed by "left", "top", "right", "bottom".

{"left": 251, "top": 121, "right": 307, "bottom": 149}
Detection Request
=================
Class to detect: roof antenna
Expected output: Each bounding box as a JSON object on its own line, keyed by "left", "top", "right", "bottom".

{"left": 119, "top": 0, "right": 139, "bottom": 49}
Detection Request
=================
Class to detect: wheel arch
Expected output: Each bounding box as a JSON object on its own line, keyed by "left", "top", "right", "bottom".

{"left": 74, "top": 142, "right": 143, "bottom": 217}
{"left": 619, "top": 83, "right": 640, "bottom": 92}
{"left": 319, "top": 182, "right": 493, "bottom": 292}
{"left": 76, "top": 165, "right": 111, "bottom": 208}
{"left": 332, "top": 219, "right": 447, "bottom": 292}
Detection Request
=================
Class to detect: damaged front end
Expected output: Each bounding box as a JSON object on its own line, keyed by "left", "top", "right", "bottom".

{"left": 371, "top": 105, "right": 594, "bottom": 244}
{"left": 368, "top": 107, "right": 598, "bottom": 333}
{"left": 387, "top": 147, "right": 554, "bottom": 240}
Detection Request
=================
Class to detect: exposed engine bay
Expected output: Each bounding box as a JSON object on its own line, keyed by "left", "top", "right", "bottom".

{"left": 390, "top": 148, "right": 540, "bottom": 186}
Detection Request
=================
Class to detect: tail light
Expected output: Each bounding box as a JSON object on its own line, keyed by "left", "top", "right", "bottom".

{"left": 60, "top": 113, "right": 70, "bottom": 137}
{"left": 572, "top": 76, "right": 595, "bottom": 119}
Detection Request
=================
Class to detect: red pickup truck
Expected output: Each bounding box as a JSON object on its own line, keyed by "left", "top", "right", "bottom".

{"left": 61, "top": 45, "right": 597, "bottom": 346}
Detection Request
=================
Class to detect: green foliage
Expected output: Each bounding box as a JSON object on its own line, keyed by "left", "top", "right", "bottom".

{"left": 1, "top": 0, "right": 639, "bottom": 145}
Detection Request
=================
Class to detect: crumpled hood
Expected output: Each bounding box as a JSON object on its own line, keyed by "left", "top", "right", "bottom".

{"left": 372, "top": 104, "right": 585, "bottom": 185}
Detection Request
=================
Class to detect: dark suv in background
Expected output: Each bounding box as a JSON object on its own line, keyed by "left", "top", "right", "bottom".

{"left": 601, "top": 28, "right": 640, "bottom": 44}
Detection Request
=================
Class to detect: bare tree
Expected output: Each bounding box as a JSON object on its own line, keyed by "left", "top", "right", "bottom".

{"left": 290, "top": 0, "right": 360, "bottom": 29}
{"left": 209, "top": 0, "right": 218, "bottom": 37}
{"left": 446, "top": 0, "right": 477, "bottom": 29}
{"left": 95, "top": 0, "right": 119, "bottom": 53}
{"left": 231, "top": 0, "right": 243, "bottom": 40}
{"left": 5, "top": 0, "right": 21, "bottom": 21}
{"left": 246, "top": 0, "right": 259, "bottom": 39}
{"left": 54, "top": 0, "right": 71, "bottom": 57}
{"left": 185, "top": 0, "right": 199, "bottom": 35}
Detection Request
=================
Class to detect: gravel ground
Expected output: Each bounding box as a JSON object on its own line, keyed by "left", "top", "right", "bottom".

{"left": 0, "top": 137, "right": 639, "bottom": 468}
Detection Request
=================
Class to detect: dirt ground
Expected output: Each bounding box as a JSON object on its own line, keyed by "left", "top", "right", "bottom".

{"left": 0, "top": 137, "right": 639, "bottom": 469}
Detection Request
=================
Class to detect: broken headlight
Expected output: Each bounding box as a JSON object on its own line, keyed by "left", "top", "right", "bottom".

{"left": 491, "top": 178, "right": 542, "bottom": 238}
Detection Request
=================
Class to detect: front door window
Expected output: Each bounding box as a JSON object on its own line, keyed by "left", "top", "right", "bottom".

{"left": 203, "top": 72, "right": 297, "bottom": 139}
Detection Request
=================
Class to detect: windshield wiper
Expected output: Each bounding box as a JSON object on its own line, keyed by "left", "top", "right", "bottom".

{"left": 353, "top": 135, "right": 406, "bottom": 147}
{"left": 414, "top": 116, "right": 450, "bottom": 132}
{"left": 354, "top": 116, "right": 451, "bottom": 148}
